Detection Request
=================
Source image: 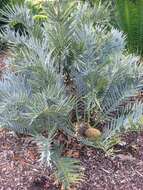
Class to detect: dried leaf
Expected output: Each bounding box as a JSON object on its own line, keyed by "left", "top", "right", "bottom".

{"left": 28, "top": 150, "right": 36, "bottom": 160}
{"left": 64, "top": 150, "right": 80, "bottom": 158}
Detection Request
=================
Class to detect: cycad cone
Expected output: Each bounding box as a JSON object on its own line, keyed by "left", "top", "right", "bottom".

{"left": 85, "top": 127, "right": 101, "bottom": 140}
{"left": 75, "top": 122, "right": 101, "bottom": 140}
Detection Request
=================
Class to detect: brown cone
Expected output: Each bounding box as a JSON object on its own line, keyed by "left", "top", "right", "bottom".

{"left": 84, "top": 127, "right": 101, "bottom": 140}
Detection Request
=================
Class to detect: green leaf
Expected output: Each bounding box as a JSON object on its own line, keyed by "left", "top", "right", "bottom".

{"left": 54, "top": 155, "right": 84, "bottom": 189}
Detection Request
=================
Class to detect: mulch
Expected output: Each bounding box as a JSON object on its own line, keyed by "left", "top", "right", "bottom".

{"left": 79, "top": 131, "right": 143, "bottom": 190}
{"left": 0, "top": 128, "right": 143, "bottom": 190}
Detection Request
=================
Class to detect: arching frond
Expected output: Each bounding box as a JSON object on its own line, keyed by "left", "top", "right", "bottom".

{"left": 0, "top": 3, "right": 34, "bottom": 29}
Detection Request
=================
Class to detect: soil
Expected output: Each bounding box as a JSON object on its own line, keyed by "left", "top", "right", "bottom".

{"left": 0, "top": 128, "right": 143, "bottom": 190}
{"left": 78, "top": 131, "right": 143, "bottom": 190}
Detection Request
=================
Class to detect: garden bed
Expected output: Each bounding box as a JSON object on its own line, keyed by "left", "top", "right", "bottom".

{"left": 0, "top": 128, "right": 143, "bottom": 190}
{"left": 0, "top": 50, "right": 143, "bottom": 190}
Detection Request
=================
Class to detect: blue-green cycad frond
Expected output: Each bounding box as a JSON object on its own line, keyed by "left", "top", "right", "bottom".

{"left": 72, "top": 26, "right": 104, "bottom": 73}
{"left": 0, "top": 72, "right": 30, "bottom": 110}
{"left": 83, "top": 53, "right": 139, "bottom": 93}
{"left": 52, "top": 145, "right": 84, "bottom": 190}
{"left": 24, "top": 88, "right": 74, "bottom": 123}
{"left": 0, "top": 72, "right": 31, "bottom": 133}
{"left": 0, "top": 25, "right": 47, "bottom": 58}
{"left": 73, "top": 26, "right": 125, "bottom": 73}
{"left": 101, "top": 29, "right": 126, "bottom": 60}
{"left": 54, "top": 157, "right": 83, "bottom": 190}
{"left": 35, "top": 126, "right": 57, "bottom": 167}
{"left": 44, "top": 0, "right": 76, "bottom": 24}
{"left": 101, "top": 56, "right": 139, "bottom": 112}
{"left": 0, "top": 3, "right": 34, "bottom": 30}
{"left": 42, "top": 2, "right": 76, "bottom": 71}
{"left": 102, "top": 101, "right": 143, "bottom": 142}
{"left": 75, "top": 1, "right": 110, "bottom": 26}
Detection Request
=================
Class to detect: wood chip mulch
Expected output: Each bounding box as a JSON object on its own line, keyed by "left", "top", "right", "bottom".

{"left": 78, "top": 131, "right": 143, "bottom": 190}
{"left": 0, "top": 128, "right": 143, "bottom": 190}
{"left": 0, "top": 129, "right": 59, "bottom": 190}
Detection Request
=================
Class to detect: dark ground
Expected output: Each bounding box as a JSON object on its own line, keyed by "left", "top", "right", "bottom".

{"left": 0, "top": 128, "right": 143, "bottom": 190}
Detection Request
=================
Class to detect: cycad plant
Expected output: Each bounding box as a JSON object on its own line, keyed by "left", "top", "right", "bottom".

{"left": 0, "top": 0, "right": 143, "bottom": 189}
{"left": 0, "top": 0, "right": 45, "bottom": 51}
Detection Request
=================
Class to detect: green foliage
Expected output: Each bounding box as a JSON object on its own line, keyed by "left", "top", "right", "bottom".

{"left": 0, "top": 0, "right": 11, "bottom": 50}
{"left": 0, "top": 0, "right": 44, "bottom": 50}
{"left": 53, "top": 150, "right": 83, "bottom": 189}
{"left": 0, "top": 0, "right": 143, "bottom": 188}
{"left": 0, "top": 0, "right": 45, "bottom": 30}
{"left": 115, "top": 0, "right": 143, "bottom": 56}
